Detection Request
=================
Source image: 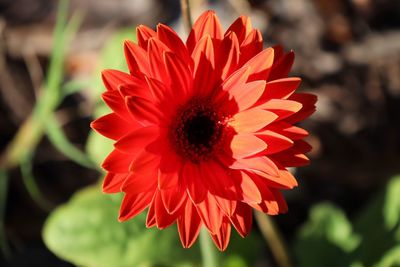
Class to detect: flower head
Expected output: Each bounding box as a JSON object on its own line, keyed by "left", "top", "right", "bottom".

{"left": 91, "top": 11, "right": 316, "bottom": 251}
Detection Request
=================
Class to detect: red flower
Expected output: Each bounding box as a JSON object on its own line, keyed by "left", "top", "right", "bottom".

{"left": 91, "top": 11, "right": 316, "bottom": 251}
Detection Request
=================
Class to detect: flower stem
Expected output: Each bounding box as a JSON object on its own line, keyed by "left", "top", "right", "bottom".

{"left": 254, "top": 211, "right": 293, "bottom": 267}
{"left": 180, "top": 0, "right": 193, "bottom": 35}
{"left": 199, "top": 227, "right": 218, "bottom": 267}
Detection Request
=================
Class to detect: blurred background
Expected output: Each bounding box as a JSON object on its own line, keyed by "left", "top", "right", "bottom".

{"left": 0, "top": 0, "right": 400, "bottom": 266}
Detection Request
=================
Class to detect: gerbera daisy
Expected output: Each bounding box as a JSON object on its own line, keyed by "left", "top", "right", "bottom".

{"left": 91, "top": 10, "right": 316, "bottom": 251}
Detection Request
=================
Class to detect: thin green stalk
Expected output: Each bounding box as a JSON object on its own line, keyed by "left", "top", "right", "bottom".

{"left": 20, "top": 154, "right": 53, "bottom": 211}
{"left": 199, "top": 227, "right": 218, "bottom": 267}
{"left": 0, "top": 170, "right": 10, "bottom": 258}
{"left": 46, "top": 115, "right": 95, "bottom": 169}
{"left": 254, "top": 211, "right": 293, "bottom": 267}
{"left": 0, "top": 0, "right": 82, "bottom": 170}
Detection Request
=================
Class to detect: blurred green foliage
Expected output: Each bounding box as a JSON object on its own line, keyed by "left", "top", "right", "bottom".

{"left": 42, "top": 185, "right": 263, "bottom": 267}
{"left": 294, "top": 175, "right": 400, "bottom": 267}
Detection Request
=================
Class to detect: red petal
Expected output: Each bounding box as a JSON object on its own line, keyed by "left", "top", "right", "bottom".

{"left": 177, "top": 201, "right": 202, "bottom": 248}
{"left": 230, "top": 202, "right": 253, "bottom": 237}
{"left": 229, "top": 133, "right": 267, "bottom": 158}
{"left": 121, "top": 169, "right": 158, "bottom": 194}
{"left": 101, "top": 90, "right": 131, "bottom": 118}
{"left": 218, "top": 31, "right": 240, "bottom": 80}
{"left": 114, "top": 126, "right": 159, "bottom": 154}
{"left": 91, "top": 113, "right": 135, "bottom": 140}
{"left": 158, "top": 159, "right": 182, "bottom": 189}
{"left": 213, "top": 66, "right": 251, "bottom": 106}
{"left": 286, "top": 93, "right": 317, "bottom": 123}
{"left": 210, "top": 218, "right": 231, "bottom": 251}
{"left": 123, "top": 40, "right": 151, "bottom": 75}
{"left": 271, "top": 189, "right": 288, "bottom": 213}
{"left": 268, "top": 121, "right": 309, "bottom": 141}
{"left": 128, "top": 150, "right": 160, "bottom": 173}
{"left": 102, "top": 149, "right": 134, "bottom": 173}
{"left": 102, "top": 172, "right": 128, "bottom": 193}
{"left": 126, "top": 96, "right": 164, "bottom": 124}
{"left": 214, "top": 195, "right": 237, "bottom": 217}
{"left": 230, "top": 108, "right": 278, "bottom": 133}
{"left": 102, "top": 69, "right": 133, "bottom": 91}
{"left": 196, "top": 193, "right": 224, "bottom": 234}
{"left": 239, "top": 29, "right": 263, "bottom": 66}
{"left": 243, "top": 47, "right": 274, "bottom": 82}
{"left": 146, "top": 200, "right": 157, "bottom": 228}
{"left": 230, "top": 156, "right": 279, "bottom": 178}
{"left": 261, "top": 77, "right": 301, "bottom": 101}
{"left": 137, "top": 25, "right": 156, "bottom": 49}
{"left": 192, "top": 35, "right": 217, "bottom": 98}
{"left": 164, "top": 51, "right": 192, "bottom": 97}
{"left": 231, "top": 171, "right": 262, "bottom": 204}
{"left": 225, "top": 15, "right": 253, "bottom": 44}
{"left": 202, "top": 160, "right": 237, "bottom": 200}
{"left": 184, "top": 162, "right": 207, "bottom": 204}
{"left": 258, "top": 99, "right": 303, "bottom": 120}
{"left": 154, "top": 191, "right": 177, "bottom": 229}
{"left": 160, "top": 186, "right": 187, "bottom": 214}
{"left": 187, "top": 10, "right": 222, "bottom": 53}
{"left": 118, "top": 190, "right": 154, "bottom": 221}
{"left": 256, "top": 130, "right": 294, "bottom": 154}
{"left": 268, "top": 50, "right": 294, "bottom": 81}
{"left": 157, "top": 23, "right": 191, "bottom": 65}
{"left": 147, "top": 38, "right": 170, "bottom": 82}
{"left": 222, "top": 80, "right": 266, "bottom": 113}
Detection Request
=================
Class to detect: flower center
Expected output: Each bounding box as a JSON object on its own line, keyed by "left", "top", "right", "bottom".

{"left": 172, "top": 102, "right": 224, "bottom": 163}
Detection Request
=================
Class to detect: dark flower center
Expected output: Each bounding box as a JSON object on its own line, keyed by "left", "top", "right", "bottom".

{"left": 172, "top": 102, "right": 224, "bottom": 163}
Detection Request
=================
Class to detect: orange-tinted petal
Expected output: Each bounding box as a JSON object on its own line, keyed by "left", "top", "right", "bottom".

{"left": 230, "top": 108, "right": 278, "bottom": 133}
{"left": 196, "top": 193, "right": 224, "bottom": 234}
{"left": 177, "top": 201, "right": 202, "bottom": 248}
{"left": 229, "top": 133, "right": 267, "bottom": 158}
{"left": 243, "top": 47, "right": 274, "bottom": 81}
{"left": 225, "top": 15, "right": 252, "bottom": 44}
{"left": 187, "top": 10, "right": 222, "bottom": 53}
{"left": 230, "top": 202, "right": 253, "bottom": 237}
{"left": 261, "top": 77, "right": 301, "bottom": 101}
{"left": 192, "top": 35, "right": 217, "bottom": 98}
{"left": 210, "top": 218, "right": 231, "bottom": 251}
{"left": 256, "top": 130, "right": 294, "bottom": 154}
{"left": 239, "top": 29, "right": 263, "bottom": 66}
{"left": 114, "top": 126, "right": 159, "bottom": 154}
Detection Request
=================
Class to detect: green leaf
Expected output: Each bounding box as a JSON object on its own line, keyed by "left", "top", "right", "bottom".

{"left": 374, "top": 246, "right": 400, "bottom": 267}
{"left": 384, "top": 176, "right": 400, "bottom": 230}
{"left": 294, "top": 203, "right": 360, "bottom": 267}
{"left": 43, "top": 185, "right": 201, "bottom": 267}
{"left": 43, "top": 185, "right": 263, "bottom": 267}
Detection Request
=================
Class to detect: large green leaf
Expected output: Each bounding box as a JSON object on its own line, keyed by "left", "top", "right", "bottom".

{"left": 43, "top": 185, "right": 200, "bottom": 267}
{"left": 43, "top": 185, "right": 263, "bottom": 267}
{"left": 294, "top": 175, "right": 400, "bottom": 267}
{"left": 294, "top": 202, "right": 360, "bottom": 267}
